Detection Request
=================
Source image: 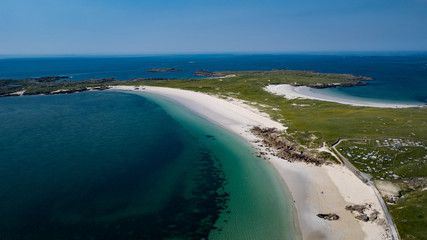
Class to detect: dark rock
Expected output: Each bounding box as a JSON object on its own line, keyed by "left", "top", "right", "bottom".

{"left": 91, "top": 86, "right": 110, "bottom": 91}
{"left": 345, "top": 204, "right": 367, "bottom": 214}
{"left": 369, "top": 210, "right": 379, "bottom": 221}
{"left": 355, "top": 215, "right": 370, "bottom": 222}
{"left": 317, "top": 213, "right": 340, "bottom": 221}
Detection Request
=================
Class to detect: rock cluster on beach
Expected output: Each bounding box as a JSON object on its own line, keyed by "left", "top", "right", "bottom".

{"left": 345, "top": 204, "right": 380, "bottom": 223}
{"left": 317, "top": 213, "right": 340, "bottom": 221}
{"left": 251, "top": 126, "right": 331, "bottom": 166}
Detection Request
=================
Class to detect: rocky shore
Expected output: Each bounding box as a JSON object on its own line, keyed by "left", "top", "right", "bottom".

{"left": 304, "top": 81, "right": 369, "bottom": 88}
{"left": 250, "top": 126, "right": 331, "bottom": 166}
{"left": 0, "top": 77, "right": 116, "bottom": 97}
{"left": 2, "top": 86, "right": 111, "bottom": 97}
{"left": 193, "top": 70, "right": 225, "bottom": 78}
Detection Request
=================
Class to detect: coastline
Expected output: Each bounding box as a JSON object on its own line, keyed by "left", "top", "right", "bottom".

{"left": 265, "top": 84, "right": 424, "bottom": 108}
{"left": 110, "top": 85, "right": 392, "bottom": 240}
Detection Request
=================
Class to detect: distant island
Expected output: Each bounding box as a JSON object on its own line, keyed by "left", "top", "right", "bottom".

{"left": 145, "top": 68, "right": 183, "bottom": 72}
{"left": 0, "top": 70, "right": 373, "bottom": 97}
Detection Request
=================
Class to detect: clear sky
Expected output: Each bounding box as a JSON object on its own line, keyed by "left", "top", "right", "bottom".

{"left": 1, "top": 0, "right": 427, "bottom": 55}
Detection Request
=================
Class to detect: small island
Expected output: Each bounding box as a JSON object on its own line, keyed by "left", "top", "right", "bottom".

{"left": 145, "top": 68, "right": 183, "bottom": 72}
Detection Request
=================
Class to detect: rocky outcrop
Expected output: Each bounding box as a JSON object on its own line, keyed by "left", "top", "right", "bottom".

{"left": 345, "top": 204, "right": 367, "bottom": 214}
{"left": 0, "top": 93, "right": 21, "bottom": 97}
{"left": 317, "top": 213, "right": 340, "bottom": 221}
{"left": 369, "top": 210, "right": 379, "bottom": 221}
{"left": 193, "top": 70, "right": 225, "bottom": 78}
{"left": 32, "top": 76, "right": 70, "bottom": 82}
{"left": 287, "top": 73, "right": 373, "bottom": 89}
{"left": 306, "top": 82, "right": 368, "bottom": 89}
{"left": 21, "top": 86, "right": 111, "bottom": 96}
{"left": 73, "top": 78, "right": 116, "bottom": 84}
{"left": 345, "top": 204, "right": 381, "bottom": 223}
{"left": 355, "top": 215, "right": 370, "bottom": 222}
{"left": 351, "top": 75, "right": 374, "bottom": 81}
{"left": 251, "top": 126, "right": 331, "bottom": 166}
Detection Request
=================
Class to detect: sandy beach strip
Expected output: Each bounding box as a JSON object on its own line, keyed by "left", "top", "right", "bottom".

{"left": 265, "top": 84, "right": 423, "bottom": 108}
{"left": 110, "top": 85, "right": 392, "bottom": 240}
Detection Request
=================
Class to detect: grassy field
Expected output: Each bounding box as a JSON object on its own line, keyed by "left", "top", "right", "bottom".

{"left": 387, "top": 179, "right": 427, "bottom": 240}
{"left": 337, "top": 139, "right": 427, "bottom": 179}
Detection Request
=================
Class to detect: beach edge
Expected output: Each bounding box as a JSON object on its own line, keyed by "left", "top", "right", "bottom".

{"left": 110, "top": 85, "right": 392, "bottom": 240}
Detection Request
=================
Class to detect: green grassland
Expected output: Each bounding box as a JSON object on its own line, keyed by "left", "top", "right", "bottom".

{"left": 337, "top": 139, "right": 427, "bottom": 179}
{"left": 388, "top": 180, "right": 427, "bottom": 240}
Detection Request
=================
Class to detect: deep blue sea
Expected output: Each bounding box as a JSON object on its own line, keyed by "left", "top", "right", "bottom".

{"left": 0, "top": 53, "right": 426, "bottom": 104}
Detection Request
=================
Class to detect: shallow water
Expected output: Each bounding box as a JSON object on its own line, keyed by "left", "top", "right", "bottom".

{"left": 0, "top": 91, "right": 298, "bottom": 239}
{"left": 141, "top": 91, "right": 299, "bottom": 240}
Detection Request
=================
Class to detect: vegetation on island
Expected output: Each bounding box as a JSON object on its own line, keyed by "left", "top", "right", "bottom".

{"left": 1, "top": 69, "right": 426, "bottom": 239}
{"left": 145, "top": 68, "right": 183, "bottom": 72}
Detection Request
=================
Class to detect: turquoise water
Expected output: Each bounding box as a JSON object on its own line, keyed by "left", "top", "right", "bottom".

{"left": 0, "top": 91, "right": 298, "bottom": 239}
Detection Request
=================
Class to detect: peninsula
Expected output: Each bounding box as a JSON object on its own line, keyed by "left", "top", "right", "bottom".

{"left": 1, "top": 69, "right": 426, "bottom": 239}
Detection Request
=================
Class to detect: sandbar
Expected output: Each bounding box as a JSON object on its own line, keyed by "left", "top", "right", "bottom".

{"left": 265, "top": 84, "right": 423, "bottom": 108}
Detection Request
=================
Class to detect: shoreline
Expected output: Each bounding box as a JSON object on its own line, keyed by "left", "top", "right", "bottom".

{"left": 110, "top": 85, "right": 392, "bottom": 240}
{"left": 265, "top": 84, "right": 424, "bottom": 108}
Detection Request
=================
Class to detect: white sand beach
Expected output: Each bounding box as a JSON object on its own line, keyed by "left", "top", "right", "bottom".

{"left": 110, "top": 85, "right": 392, "bottom": 240}
{"left": 265, "top": 84, "right": 423, "bottom": 108}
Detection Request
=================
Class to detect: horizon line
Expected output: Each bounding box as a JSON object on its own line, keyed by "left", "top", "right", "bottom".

{"left": 1, "top": 50, "right": 427, "bottom": 59}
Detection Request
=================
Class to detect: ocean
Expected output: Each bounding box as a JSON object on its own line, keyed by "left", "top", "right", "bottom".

{"left": 0, "top": 53, "right": 426, "bottom": 104}
{"left": 0, "top": 91, "right": 298, "bottom": 239}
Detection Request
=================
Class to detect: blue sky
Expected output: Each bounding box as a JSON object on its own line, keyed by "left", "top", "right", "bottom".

{"left": 1, "top": 0, "right": 427, "bottom": 54}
